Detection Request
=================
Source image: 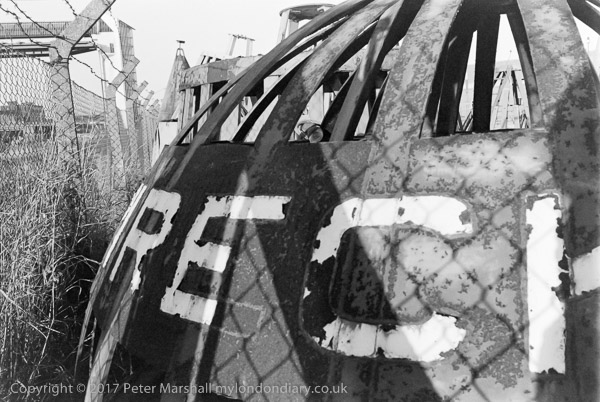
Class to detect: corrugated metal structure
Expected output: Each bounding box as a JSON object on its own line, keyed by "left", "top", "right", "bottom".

{"left": 84, "top": 0, "right": 600, "bottom": 400}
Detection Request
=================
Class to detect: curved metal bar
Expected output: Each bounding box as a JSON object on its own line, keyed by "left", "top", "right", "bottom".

{"left": 171, "top": 17, "right": 347, "bottom": 146}
{"left": 472, "top": 11, "right": 500, "bottom": 132}
{"left": 364, "top": 72, "right": 389, "bottom": 136}
{"left": 516, "top": 0, "right": 600, "bottom": 257}
{"left": 435, "top": 1, "right": 478, "bottom": 136}
{"left": 361, "top": 0, "right": 464, "bottom": 195}
{"left": 567, "top": 0, "right": 600, "bottom": 36}
{"left": 330, "top": 0, "right": 421, "bottom": 142}
{"left": 321, "top": 71, "right": 356, "bottom": 139}
{"left": 230, "top": 54, "right": 312, "bottom": 142}
{"left": 171, "top": 0, "right": 375, "bottom": 147}
{"left": 249, "top": 0, "right": 398, "bottom": 158}
{"left": 507, "top": 9, "right": 545, "bottom": 129}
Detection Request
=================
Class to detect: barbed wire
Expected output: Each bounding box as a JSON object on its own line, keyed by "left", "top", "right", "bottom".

{"left": 6, "top": 0, "right": 68, "bottom": 43}
{"left": 61, "top": 0, "right": 79, "bottom": 18}
{"left": 1, "top": 1, "right": 155, "bottom": 105}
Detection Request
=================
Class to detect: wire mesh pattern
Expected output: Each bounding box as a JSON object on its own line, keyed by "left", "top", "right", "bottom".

{"left": 0, "top": 36, "right": 159, "bottom": 399}
{"left": 0, "top": 44, "right": 158, "bottom": 190}
{"left": 86, "top": 0, "right": 600, "bottom": 401}
{"left": 0, "top": 44, "right": 53, "bottom": 158}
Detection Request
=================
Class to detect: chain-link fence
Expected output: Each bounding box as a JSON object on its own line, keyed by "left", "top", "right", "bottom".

{"left": 0, "top": 44, "right": 157, "bottom": 190}
{"left": 0, "top": 44, "right": 54, "bottom": 159}
{"left": 0, "top": 36, "right": 158, "bottom": 399}
{"left": 84, "top": 0, "right": 599, "bottom": 401}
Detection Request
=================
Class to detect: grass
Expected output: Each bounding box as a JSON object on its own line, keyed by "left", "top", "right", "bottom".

{"left": 0, "top": 139, "right": 136, "bottom": 401}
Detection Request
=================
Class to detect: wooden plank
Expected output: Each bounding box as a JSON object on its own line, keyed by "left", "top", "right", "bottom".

{"left": 170, "top": 0, "right": 374, "bottom": 148}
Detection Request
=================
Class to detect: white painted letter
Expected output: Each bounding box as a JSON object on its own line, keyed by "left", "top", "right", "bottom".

{"left": 109, "top": 188, "right": 181, "bottom": 292}
{"left": 526, "top": 194, "right": 566, "bottom": 374}
{"left": 307, "top": 196, "right": 472, "bottom": 362}
{"left": 160, "top": 195, "right": 291, "bottom": 324}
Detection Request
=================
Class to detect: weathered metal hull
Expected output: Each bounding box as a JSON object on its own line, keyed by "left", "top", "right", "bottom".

{"left": 85, "top": 0, "right": 600, "bottom": 400}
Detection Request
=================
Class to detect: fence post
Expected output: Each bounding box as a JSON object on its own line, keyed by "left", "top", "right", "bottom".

{"left": 128, "top": 80, "right": 148, "bottom": 172}
{"left": 48, "top": 57, "right": 78, "bottom": 156}
{"left": 48, "top": 0, "right": 117, "bottom": 157}
{"left": 142, "top": 90, "right": 154, "bottom": 108}
{"left": 105, "top": 58, "right": 139, "bottom": 188}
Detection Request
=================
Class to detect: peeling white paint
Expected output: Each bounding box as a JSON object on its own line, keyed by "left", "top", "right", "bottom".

{"left": 308, "top": 195, "right": 473, "bottom": 361}
{"left": 571, "top": 246, "right": 600, "bottom": 295}
{"left": 313, "top": 196, "right": 472, "bottom": 264}
{"left": 313, "top": 198, "right": 362, "bottom": 264}
{"left": 395, "top": 196, "right": 473, "bottom": 236}
{"left": 160, "top": 195, "right": 290, "bottom": 324}
{"left": 337, "top": 320, "right": 377, "bottom": 356}
{"left": 108, "top": 188, "right": 181, "bottom": 293}
{"left": 376, "top": 314, "right": 466, "bottom": 362}
{"left": 526, "top": 195, "right": 565, "bottom": 374}
{"left": 318, "top": 314, "right": 466, "bottom": 362}
{"left": 103, "top": 184, "right": 146, "bottom": 270}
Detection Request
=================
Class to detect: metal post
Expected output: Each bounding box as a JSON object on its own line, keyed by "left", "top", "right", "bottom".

{"left": 48, "top": 0, "right": 117, "bottom": 156}
{"left": 105, "top": 58, "right": 139, "bottom": 187}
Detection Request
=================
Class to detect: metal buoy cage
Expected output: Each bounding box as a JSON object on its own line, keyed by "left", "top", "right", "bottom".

{"left": 84, "top": 0, "right": 600, "bottom": 401}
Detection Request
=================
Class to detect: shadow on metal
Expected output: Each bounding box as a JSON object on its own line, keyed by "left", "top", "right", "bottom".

{"left": 82, "top": 0, "right": 600, "bottom": 400}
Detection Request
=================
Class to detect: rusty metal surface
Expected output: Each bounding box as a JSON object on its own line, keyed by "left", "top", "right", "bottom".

{"left": 171, "top": 0, "right": 374, "bottom": 147}
{"left": 179, "top": 57, "right": 261, "bottom": 90}
{"left": 85, "top": 0, "right": 600, "bottom": 400}
{"left": 363, "top": 0, "right": 463, "bottom": 195}
{"left": 330, "top": 0, "right": 416, "bottom": 141}
{"left": 517, "top": 0, "right": 600, "bottom": 257}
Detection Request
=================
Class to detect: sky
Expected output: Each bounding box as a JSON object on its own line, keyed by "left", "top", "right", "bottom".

{"left": 1, "top": 0, "right": 598, "bottom": 102}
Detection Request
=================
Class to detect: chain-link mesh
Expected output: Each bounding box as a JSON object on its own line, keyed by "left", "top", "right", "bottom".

{"left": 84, "top": 0, "right": 591, "bottom": 399}
{"left": 0, "top": 31, "right": 158, "bottom": 400}
{"left": 0, "top": 44, "right": 158, "bottom": 187}
{"left": 0, "top": 44, "right": 54, "bottom": 159}
{"left": 70, "top": 82, "right": 158, "bottom": 194}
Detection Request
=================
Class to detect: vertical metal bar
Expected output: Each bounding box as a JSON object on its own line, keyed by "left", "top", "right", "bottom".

{"left": 192, "top": 86, "right": 202, "bottom": 136}
{"left": 472, "top": 13, "right": 500, "bottom": 132}
{"left": 321, "top": 71, "right": 356, "bottom": 138}
{"left": 421, "top": 37, "right": 450, "bottom": 136}
{"left": 435, "top": 21, "right": 475, "bottom": 136}
{"left": 246, "top": 39, "right": 254, "bottom": 57}
{"left": 277, "top": 9, "right": 291, "bottom": 43}
{"left": 330, "top": 0, "right": 421, "bottom": 142}
{"left": 365, "top": 73, "right": 389, "bottom": 135}
{"left": 507, "top": 10, "right": 545, "bottom": 129}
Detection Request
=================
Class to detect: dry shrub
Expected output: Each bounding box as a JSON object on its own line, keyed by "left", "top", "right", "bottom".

{"left": 0, "top": 141, "right": 132, "bottom": 400}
